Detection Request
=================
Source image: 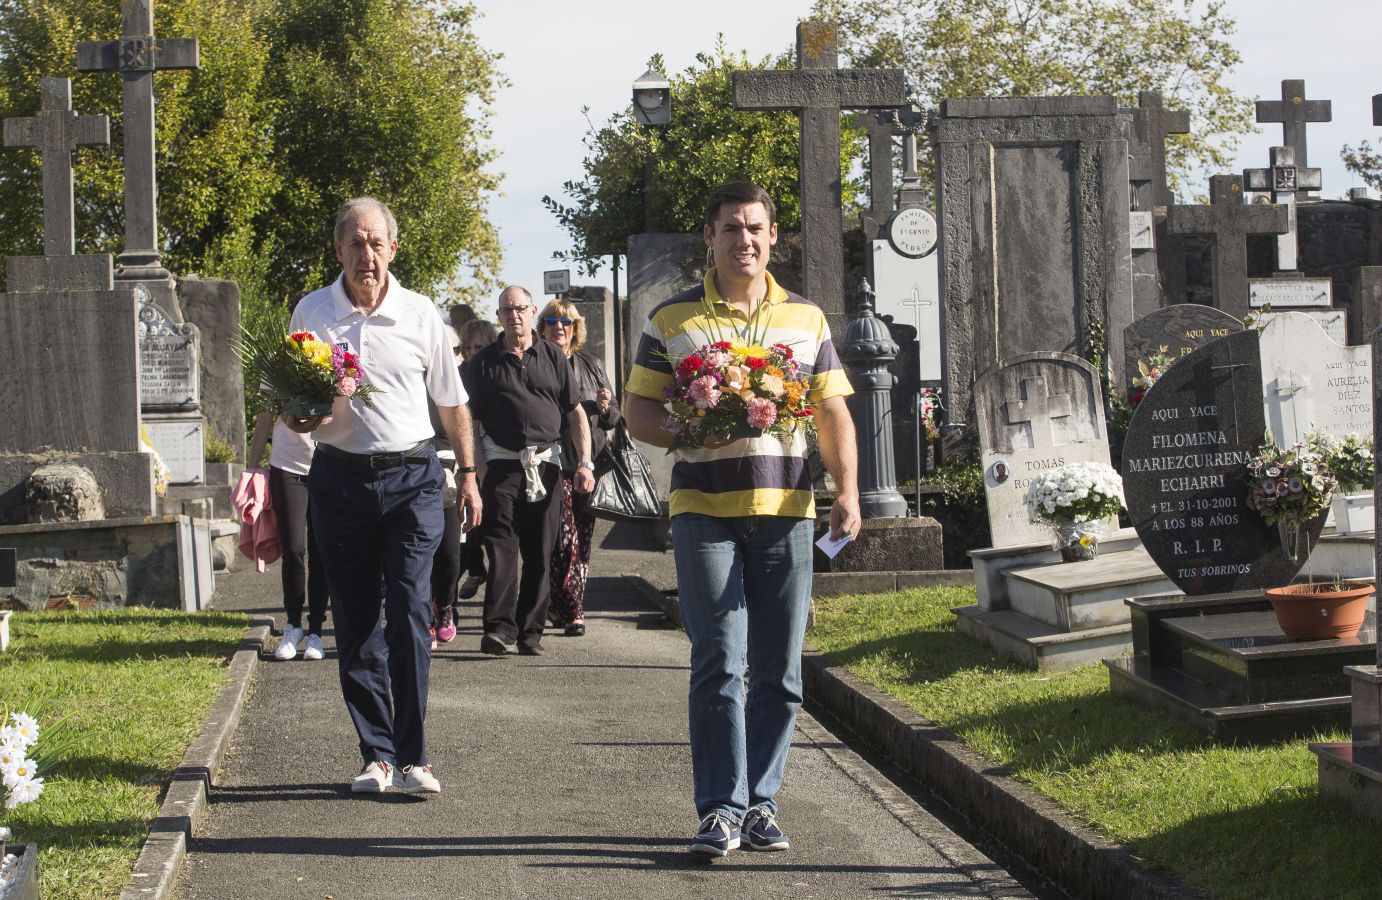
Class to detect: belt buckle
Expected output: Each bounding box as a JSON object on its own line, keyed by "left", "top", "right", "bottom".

{"left": 369, "top": 454, "right": 391, "bottom": 470}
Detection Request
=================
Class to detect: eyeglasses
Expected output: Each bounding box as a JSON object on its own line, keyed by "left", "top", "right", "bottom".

{"left": 497, "top": 305, "right": 531, "bottom": 317}
{"left": 543, "top": 317, "right": 574, "bottom": 326}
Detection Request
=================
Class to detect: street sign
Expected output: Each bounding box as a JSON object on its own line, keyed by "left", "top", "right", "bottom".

{"left": 543, "top": 269, "right": 571, "bottom": 295}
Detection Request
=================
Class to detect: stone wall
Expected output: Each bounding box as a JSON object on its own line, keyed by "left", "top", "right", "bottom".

{"left": 178, "top": 276, "right": 246, "bottom": 460}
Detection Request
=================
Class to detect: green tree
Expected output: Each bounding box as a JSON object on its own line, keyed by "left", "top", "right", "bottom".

{"left": 258, "top": 0, "right": 503, "bottom": 305}
{"left": 0, "top": 0, "right": 504, "bottom": 309}
{"left": 1341, "top": 142, "right": 1382, "bottom": 195}
{"left": 543, "top": 40, "right": 865, "bottom": 275}
{"left": 814, "top": 0, "right": 1254, "bottom": 197}
{"left": 0, "top": 0, "right": 278, "bottom": 277}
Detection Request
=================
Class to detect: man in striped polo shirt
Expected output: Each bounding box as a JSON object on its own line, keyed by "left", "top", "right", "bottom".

{"left": 625, "top": 181, "right": 860, "bottom": 857}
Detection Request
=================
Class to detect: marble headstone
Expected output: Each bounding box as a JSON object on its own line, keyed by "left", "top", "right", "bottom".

{"left": 138, "top": 291, "right": 199, "bottom": 408}
{"left": 1255, "top": 308, "right": 1347, "bottom": 345}
{"left": 1123, "top": 304, "right": 1243, "bottom": 394}
{"left": 1122, "top": 330, "right": 1304, "bottom": 594}
{"left": 975, "top": 352, "right": 1113, "bottom": 547}
{"left": 1259, "top": 311, "right": 1371, "bottom": 447}
{"left": 870, "top": 235, "right": 940, "bottom": 381}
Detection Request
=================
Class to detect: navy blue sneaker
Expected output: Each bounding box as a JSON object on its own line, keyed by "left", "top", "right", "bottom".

{"left": 689, "top": 812, "right": 741, "bottom": 857}
{"left": 742, "top": 806, "right": 789, "bottom": 851}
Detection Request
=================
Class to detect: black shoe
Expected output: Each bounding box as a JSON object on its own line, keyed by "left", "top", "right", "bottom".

{"left": 480, "top": 633, "right": 516, "bottom": 656}
{"left": 564, "top": 623, "right": 585, "bottom": 637}
{"left": 458, "top": 575, "right": 484, "bottom": 600}
{"left": 518, "top": 643, "right": 545, "bottom": 656}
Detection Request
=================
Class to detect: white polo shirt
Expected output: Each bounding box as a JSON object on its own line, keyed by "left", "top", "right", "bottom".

{"left": 269, "top": 420, "right": 314, "bottom": 476}
{"left": 290, "top": 273, "right": 467, "bottom": 454}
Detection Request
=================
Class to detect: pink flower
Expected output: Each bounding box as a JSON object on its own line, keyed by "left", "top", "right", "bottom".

{"left": 746, "top": 396, "right": 778, "bottom": 429}
{"left": 338, "top": 376, "right": 358, "bottom": 397}
{"left": 703, "top": 349, "right": 732, "bottom": 369}
{"left": 687, "top": 374, "right": 722, "bottom": 409}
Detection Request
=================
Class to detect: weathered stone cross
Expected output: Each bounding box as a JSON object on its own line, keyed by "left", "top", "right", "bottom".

{"left": 1166, "top": 174, "right": 1288, "bottom": 319}
{"left": 1255, "top": 79, "right": 1330, "bottom": 196}
{"left": 1125, "top": 91, "right": 1190, "bottom": 211}
{"left": 733, "top": 21, "right": 905, "bottom": 332}
{"left": 3, "top": 78, "right": 109, "bottom": 257}
{"left": 1243, "top": 146, "right": 1321, "bottom": 272}
{"left": 1004, "top": 376, "right": 1073, "bottom": 446}
{"left": 853, "top": 110, "right": 896, "bottom": 228}
{"left": 76, "top": 0, "right": 199, "bottom": 276}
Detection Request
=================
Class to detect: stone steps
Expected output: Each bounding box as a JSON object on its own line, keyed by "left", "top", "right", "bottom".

{"left": 1005, "top": 546, "right": 1180, "bottom": 631}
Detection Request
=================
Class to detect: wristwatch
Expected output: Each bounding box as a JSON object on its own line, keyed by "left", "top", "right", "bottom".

{"left": 577, "top": 460, "right": 596, "bottom": 472}
{"left": 457, "top": 465, "right": 478, "bottom": 474}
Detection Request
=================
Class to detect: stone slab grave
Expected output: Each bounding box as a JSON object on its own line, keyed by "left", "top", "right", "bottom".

{"left": 1309, "top": 158, "right": 1382, "bottom": 824}
{"left": 1107, "top": 328, "right": 1376, "bottom": 741}
{"left": 953, "top": 351, "right": 1177, "bottom": 669}
{"left": 1259, "top": 311, "right": 1373, "bottom": 571}
{"left": 1122, "top": 304, "right": 1243, "bottom": 401}
{"left": 932, "top": 95, "right": 1134, "bottom": 421}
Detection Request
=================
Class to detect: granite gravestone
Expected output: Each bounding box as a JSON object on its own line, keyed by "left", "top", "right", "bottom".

{"left": 733, "top": 20, "right": 906, "bottom": 337}
{"left": 1123, "top": 91, "right": 1191, "bottom": 317}
{"left": 1123, "top": 304, "right": 1243, "bottom": 397}
{"left": 1166, "top": 175, "right": 1289, "bottom": 319}
{"left": 1122, "top": 329, "right": 1303, "bottom": 595}
{"left": 975, "top": 352, "right": 1113, "bottom": 547}
{"left": 933, "top": 96, "right": 1134, "bottom": 418}
{"left": 1258, "top": 311, "right": 1372, "bottom": 447}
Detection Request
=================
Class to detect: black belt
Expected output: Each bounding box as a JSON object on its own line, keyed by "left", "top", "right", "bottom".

{"left": 316, "top": 440, "right": 433, "bottom": 470}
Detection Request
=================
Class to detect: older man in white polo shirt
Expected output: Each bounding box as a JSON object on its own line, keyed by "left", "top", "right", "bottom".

{"left": 288, "top": 197, "right": 481, "bottom": 796}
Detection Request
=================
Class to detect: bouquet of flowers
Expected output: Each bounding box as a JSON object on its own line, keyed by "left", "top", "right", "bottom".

{"left": 660, "top": 309, "right": 816, "bottom": 449}
{"left": 1244, "top": 435, "right": 1338, "bottom": 526}
{"left": 1317, "top": 432, "right": 1374, "bottom": 493}
{"left": 1024, "top": 462, "right": 1125, "bottom": 525}
{"left": 1128, "top": 347, "right": 1173, "bottom": 407}
{"left": 918, "top": 387, "right": 941, "bottom": 441}
{"left": 236, "top": 309, "right": 380, "bottom": 419}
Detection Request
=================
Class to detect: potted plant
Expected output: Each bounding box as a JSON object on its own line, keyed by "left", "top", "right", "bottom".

{"left": 1023, "top": 462, "right": 1125, "bottom": 562}
{"left": 1245, "top": 434, "right": 1374, "bottom": 641}
{"left": 1321, "top": 433, "right": 1374, "bottom": 536}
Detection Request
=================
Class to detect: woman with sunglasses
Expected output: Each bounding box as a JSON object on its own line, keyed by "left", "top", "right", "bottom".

{"left": 538, "top": 299, "right": 620, "bottom": 636}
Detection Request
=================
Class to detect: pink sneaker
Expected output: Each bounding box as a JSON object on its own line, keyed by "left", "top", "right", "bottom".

{"left": 437, "top": 623, "right": 457, "bottom": 643}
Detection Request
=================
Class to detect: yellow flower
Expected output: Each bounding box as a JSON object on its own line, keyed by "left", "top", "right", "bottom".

{"left": 1078, "top": 534, "right": 1095, "bottom": 548}
{"left": 729, "top": 340, "right": 768, "bottom": 362}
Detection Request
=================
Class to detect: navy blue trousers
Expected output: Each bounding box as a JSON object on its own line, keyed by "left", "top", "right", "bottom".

{"left": 309, "top": 447, "right": 443, "bottom": 769}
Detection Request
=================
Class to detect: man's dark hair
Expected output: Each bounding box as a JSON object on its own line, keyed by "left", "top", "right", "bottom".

{"left": 704, "top": 181, "right": 777, "bottom": 228}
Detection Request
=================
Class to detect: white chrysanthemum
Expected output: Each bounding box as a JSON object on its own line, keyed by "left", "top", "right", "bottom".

{"left": 5, "top": 713, "right": 37, "bottom": 748}
{"left": 2, "top": 758, "right": 36, "bottom": 790}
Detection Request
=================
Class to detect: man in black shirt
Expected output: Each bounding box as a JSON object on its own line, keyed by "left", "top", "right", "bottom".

{"left": 464, "top": 286, "right": 595, "bottom": 655}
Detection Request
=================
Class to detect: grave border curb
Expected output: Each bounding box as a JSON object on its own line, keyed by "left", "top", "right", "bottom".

{"left": 119, "top": 614, "right": 273, "bottom": 900}
{"left": 628, "top": 574, "right": 1201, "bottom": 900}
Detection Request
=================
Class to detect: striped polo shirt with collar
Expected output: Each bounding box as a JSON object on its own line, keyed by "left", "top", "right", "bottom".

{"left": 626, "top": 268, "right": 853, "bottom": 520}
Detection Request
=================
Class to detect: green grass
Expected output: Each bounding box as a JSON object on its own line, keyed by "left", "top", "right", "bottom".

{"left": 0, "top": 609, "right": 248, "bottom": 899}
{"left": 809, "top": 587, "right": 1382, "bottom": 900}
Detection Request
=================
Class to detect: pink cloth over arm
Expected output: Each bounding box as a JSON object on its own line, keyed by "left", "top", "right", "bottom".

{"left": 231, "top": 468, "right": 282, "bottom": 573}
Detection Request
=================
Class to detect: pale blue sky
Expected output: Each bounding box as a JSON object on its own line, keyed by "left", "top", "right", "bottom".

{"left": 468, "top": 0, "right": 1382, "bottom": 300}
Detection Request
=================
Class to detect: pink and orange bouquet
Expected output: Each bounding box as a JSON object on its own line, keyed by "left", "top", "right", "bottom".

{"left": 237, "top": 312, "right": 380, "bottom": 419}
{"left": 661, "top": 338, "right": 816, "bottom": 450}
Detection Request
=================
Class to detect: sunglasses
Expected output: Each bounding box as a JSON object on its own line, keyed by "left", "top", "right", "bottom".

{"left": 543, "top": 316, "right": 574, "bottom": 326}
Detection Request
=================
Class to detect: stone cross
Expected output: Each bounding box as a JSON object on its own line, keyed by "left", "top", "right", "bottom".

{"left": 1126, "top": 90, "right": 1190, "bottom": 211}
{"left": 76, "top": 0, "right": 199, "bottom": 277}
{"left": 853, "top": 110, "right": 896, "bottom": 230}
{"left": 3, "top": 78, "right": 109, "bottom": 257}
{"left": 733, "top": 21, "right": 905, "bottom": 333}
{"left": 1166, "top": 174, "right": 1289, "bottom": 318}
{"left": 885, "top": 101, "right": 927, "bottom": 208}
{"left": 1255, "top": 79, "right": 1330, "bottom": 196}
{"left": 1004, "top": 376, "right": 1073, "bottom": 445}
{"left": 1243, "top": 145, "right": 1321, "bottom": 272}
{"left": 901, "top": 285, "right": 934, "bottom": 337}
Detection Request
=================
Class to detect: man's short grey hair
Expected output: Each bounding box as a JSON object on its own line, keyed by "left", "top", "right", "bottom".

{"left": 497, "top": 285, "right": 533, "bottom": 306}
{"left": 334, "top": 197, "right": 398, "bottom": 244}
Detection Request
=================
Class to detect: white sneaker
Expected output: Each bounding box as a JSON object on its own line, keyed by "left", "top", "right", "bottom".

{"left": 302, "top": 634, "right": 325, "bottom": 660}
{"left": 274, "top": 625, "right": 305, "bottom": 660}
{"left": 398, "top": 764, "right": 441, "bottom": 795}
{"left": 351, "top": 760, "right": 393, "bottom": 793}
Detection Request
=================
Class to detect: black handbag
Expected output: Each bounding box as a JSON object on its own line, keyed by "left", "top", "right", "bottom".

{"left": 579, "top": 424, "right": 661, "bottom": 522}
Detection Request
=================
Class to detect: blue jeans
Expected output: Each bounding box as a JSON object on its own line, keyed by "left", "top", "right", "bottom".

{"left": 672, "top": 513, "right": 813, "bottom": 822}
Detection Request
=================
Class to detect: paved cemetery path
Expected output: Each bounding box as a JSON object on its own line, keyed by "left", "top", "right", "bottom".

{"left": 176, "top": 522, "right": 1029, "bottom": 900}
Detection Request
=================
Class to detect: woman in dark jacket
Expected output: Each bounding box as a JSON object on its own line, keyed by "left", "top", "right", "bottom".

{"left": 539, "top": 299, "right": 620, "bottom": 636}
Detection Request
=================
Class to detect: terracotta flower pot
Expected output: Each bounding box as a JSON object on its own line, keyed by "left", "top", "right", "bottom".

{"left": 1264, "top": 581, "right": 1374, "bottom": 641}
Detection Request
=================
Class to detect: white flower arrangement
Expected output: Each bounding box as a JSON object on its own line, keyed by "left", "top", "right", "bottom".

{"left": 0, "top": 712, "right": 44, "bottom": 811}
{"left": 1024, "top": 461, "right": 1126, "bottom": 525}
